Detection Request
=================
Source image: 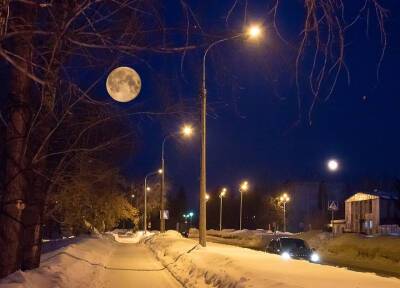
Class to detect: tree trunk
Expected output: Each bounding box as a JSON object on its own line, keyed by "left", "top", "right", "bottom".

{"left": 0, "top": 5, "right": 34, "bottom": 278}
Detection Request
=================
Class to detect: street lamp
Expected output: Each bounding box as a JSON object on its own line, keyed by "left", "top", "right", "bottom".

{"left": 160, "top": 124, "right": 194, "bottom": 233}
{"left": 144, "top": 169, "right": 162, "bottom": 234}
{"left": 327, "top": 159, "right": 339, "bottom": 172}
{"left": 199, "top": 25, "right": 263, "bottom": 247}
{"left": 247, "top": 24, "right": 263, "bottom": 39}
{"left": 279, "top": 193, "right": 290, "bottom": 232}
{"left": 239, "top": 181, "right": 249, "bottom": 230}
{"left": 219, "top": 187, "right": 227, "bottom": 231}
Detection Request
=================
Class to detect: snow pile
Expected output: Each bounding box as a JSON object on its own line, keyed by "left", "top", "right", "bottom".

{"left": 146, "top": 232, "right": 400, "bottom": 288}
{"left": 189, "top": 228, "right": 292, "bottom": 250}
{"left": 0, "top": 236, "right": 116, "bottom": 288}
{"left": 107, "top": 230, "right": 155, "bottom": 244}
{"left": 299, "top": 231, "right": 400, "bottom": 276}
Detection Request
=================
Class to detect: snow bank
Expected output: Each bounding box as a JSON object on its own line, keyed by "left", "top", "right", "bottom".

{"left": 299, "top": 231, "right": 400, "bottom": 276}
{"left": 107, "top": 230, "right": 155, "bottom": 244}
{"left": 0, "top": 236, "right": 116, "bottom": 288}
{"left": 189, "top": 228, "right": 292, "bottom": 250}
{"left": 146, "top": 232, "right": 400, "bottom": 288}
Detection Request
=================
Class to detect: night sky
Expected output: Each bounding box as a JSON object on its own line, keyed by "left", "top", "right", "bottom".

{"left": 98, "top": 1, "right": 400, "bottom": 203}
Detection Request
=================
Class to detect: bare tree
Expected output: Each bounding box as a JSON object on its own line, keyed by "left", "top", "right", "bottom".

{"left": 0, "top": 0, "right": 191, "bottom": 276}
{"left": 0, "top": 0, "right": 391, "bottom": 278}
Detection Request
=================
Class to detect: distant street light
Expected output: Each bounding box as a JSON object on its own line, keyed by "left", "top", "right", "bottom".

{"left": 219, "top": 187, "right": 227, "bottom": 231}
{"left": 205, "top": 193, "right": 210, "bottom": 201}
{"left": 239, "top": 181, "right": 249, "bottom": 230}
{"left": 327, "top": 159, "right": 339, "bottom": 172}
{"left": 279, "top": 193, "right": 290, "bottom": 232}
{"left": 247, "top": 24, "right": 263, "bottom": 39}
{"left": 198, "top": 24, "right": 263, "bottom": 247}
{"left": 144, "top": 169, "right": 162, "bottom": 234}
{"left": 160, "top": 124, "right": 194, "bottom": 233}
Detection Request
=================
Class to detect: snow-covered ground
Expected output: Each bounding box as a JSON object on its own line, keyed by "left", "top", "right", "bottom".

{"left": 189, "top": 228, "right": 290, "bottom": 249}
{"left": 189, "top": 228, "right": 400, "bottom": 277}
{"left": 146, "top": 230, "right": 400, "bottom": 288}
{"left": 299, "top": 231, "right": 400, "bottom": 276}
{"left": 106, "top": 230, "right": 155, "bottom": 243}
{"left": 0, "top": 230, "right": 166, "bottom": 288}
{"left": 2, "top": 230, "right": 399, "bottom": 288}
{"left": 0, "top": 235, "right": 115, "bottom": 288}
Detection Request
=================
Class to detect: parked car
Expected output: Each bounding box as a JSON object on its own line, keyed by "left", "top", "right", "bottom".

{"left": 266, "top": 237, "right": 320, "bottom": 263}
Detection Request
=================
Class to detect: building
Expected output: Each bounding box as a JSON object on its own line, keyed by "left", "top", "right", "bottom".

{"left": 344, "top": 190, "right": 400, "bottom": 234}
{"left": 286, "top": 181, "right": 348, "bottom": 232}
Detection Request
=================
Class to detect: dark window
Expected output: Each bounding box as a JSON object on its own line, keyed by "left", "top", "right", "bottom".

{"left": 368, "top": 200, "right": 372, "bottom": 213}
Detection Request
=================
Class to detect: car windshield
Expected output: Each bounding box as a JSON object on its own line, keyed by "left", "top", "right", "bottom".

{"left": 280, "top": 238, "right": 309, "bottom": 250}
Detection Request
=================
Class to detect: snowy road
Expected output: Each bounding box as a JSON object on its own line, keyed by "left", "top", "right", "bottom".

{"left": 102, "top": 243, "right": 181, "bottom": 288}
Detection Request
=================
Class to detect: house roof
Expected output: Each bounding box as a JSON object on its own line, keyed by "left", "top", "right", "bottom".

{"left": 345, "top": 190, "right": 399, "bottom": 202}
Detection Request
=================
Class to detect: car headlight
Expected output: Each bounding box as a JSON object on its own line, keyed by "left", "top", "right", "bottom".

{"left": 281, "top": 251, "right": 291, "bottom": 260}
{"left": 310, "top": 252, "right": 320, "bottom": 262}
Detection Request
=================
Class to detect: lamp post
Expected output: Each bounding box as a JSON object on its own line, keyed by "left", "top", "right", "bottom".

{"left": 131, "top": 194, "right": 135, "bottom": 206}
{"left": 219, "top": 187, "right": 227, "bottom": 231}
{"left": 199, "top": 25, "right": 263, "bottom": 246}
{"left": 239, "top": 181, "right": 249, "bottom": 230}
{"left": 160, "top": 124, "right": 193, "bottom": 233}
{"left": 280, "top": 193, "right": 290, "bottom": 232}
{"left": 144, "top": 169, "right": 162, "bottom": 234}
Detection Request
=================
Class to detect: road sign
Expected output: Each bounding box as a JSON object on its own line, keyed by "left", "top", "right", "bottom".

{"left": 328, "top": 200, "right": 339, "bottom": 211}
{"left": 160, "top": 210, "right": 169, "bottom": 220}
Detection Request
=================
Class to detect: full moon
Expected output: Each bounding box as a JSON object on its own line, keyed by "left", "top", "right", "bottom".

{"left": 106, "top": 66, "right": 141, "bottom": 102}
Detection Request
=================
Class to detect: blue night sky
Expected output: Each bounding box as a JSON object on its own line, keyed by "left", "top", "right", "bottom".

{"left": 93, "top": 1, "right": 400, "bottom": 201}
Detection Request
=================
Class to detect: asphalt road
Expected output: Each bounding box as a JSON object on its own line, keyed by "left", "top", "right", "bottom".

{"left": 102, "top": 243, "right": 181, "bottom": 288}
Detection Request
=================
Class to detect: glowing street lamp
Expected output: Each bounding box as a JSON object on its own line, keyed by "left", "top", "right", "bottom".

{"left": 161, "top": 124, "right": 194, "bottom": 233}
{"left": 327, "top": 159, "right": 339, "bottom": 172}
{"left": 239, "top": 181, "right": 249, "bottom": 230}
{"left": 279, "top": 193, "right": 290, "bottom": 232}
{"left": 198, "top": 24, "right": 263, "bottom": 247}
{"left": 181, "top": 124, "right": 194, "bottom": 137}
{"left": 144, "top": 168, "right": 162, "bottom": 234}
{"left": 246, "top": 24, "right": 263, "bottom": 40}
{"left": 219, "top": 187, "right": 227, "bottom": 231}
{"left": 205, "top": 193, "right": 210, "bottom": 201}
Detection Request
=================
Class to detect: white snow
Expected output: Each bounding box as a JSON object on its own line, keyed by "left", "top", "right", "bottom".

{"left": 107, "top": 230, "right": 155, "bottom": 244}
{"left": 2, "top": 230, "right": 399, "bottom": 288}
{"left": 146, "top": 230, "right": 400, "bottom": 288}
{"left": 0, "top": 236, "right": 116, "bottom": 288}
{"left": 189, "top": 228, "right": 292, "bottom": 249}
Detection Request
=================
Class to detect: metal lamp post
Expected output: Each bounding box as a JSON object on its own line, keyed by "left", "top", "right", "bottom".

{"left": 144, "top": 169, "right": 162, "bottom": 234}
{"left": 219, "top": 188, "right": 227, "bottom": 231}
{"left": 280, "top": 193, "right": 290, "bottom": 232}
{"left": 160, "top": 125, "right": 193, "bottom": 233}
{"left": 239, "top": 181, "right": 249, "bottom": 230}
{"left": 198, "top": 24, "right": 263, "bottom": 246}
